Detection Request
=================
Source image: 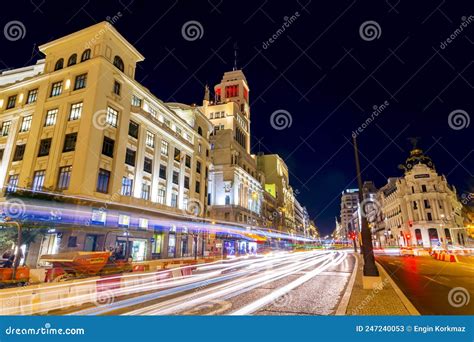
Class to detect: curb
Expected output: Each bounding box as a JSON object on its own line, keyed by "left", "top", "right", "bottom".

{"left": 335, "top": 253, "right": 358, "bottom": 315}
{"left": 376, "top": 261, "right": 420, "bottom": 316}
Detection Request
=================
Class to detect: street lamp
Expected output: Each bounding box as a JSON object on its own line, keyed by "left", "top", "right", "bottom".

{"left": 352, "top": 135, "right": 379, "bottom": 278}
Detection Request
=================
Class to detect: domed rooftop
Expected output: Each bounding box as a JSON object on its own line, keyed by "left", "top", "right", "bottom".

{"left": 399, "top": 148, "right": 435, "bottom": 173}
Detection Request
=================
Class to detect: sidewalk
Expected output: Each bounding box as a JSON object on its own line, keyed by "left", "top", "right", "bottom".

{"left": 344, "top": 254, "right": 417, "bottom": 315}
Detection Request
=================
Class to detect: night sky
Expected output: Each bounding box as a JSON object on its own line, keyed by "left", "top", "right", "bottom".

{"left": 1, "top": 0, "right": 473, "bottom": 234}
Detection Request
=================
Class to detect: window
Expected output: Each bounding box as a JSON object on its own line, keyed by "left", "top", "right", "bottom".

{"left": 225, "top": 195, "right": 230, "bottom": 205}
{"left": 7, "top": 175, "right": 19, "bottom": 192}
{"left": 26, "top": 89, "right": 38, "bottom": 104}
{"left": 172, "top": 171, "right": 179, "bottom": 185}
{"left": 113, "top": 81, "right": 121, "bottom": 95}
{"left": 6, "top": 95, "right": 17, "bottom": 109}
{"left": 198, "top": 143, "right": 202, "bottom": 153}
{"left": 184, "top": 176, "right": 190, "bottom": 189}
{"left": 63, "top": 133, "right": 77, "bottom": 152}
{"left": 1, "top": 121, "right": 11, "bottom": 136}
{"left": 38, "top": 138, "right": 52, "bottom": 157}
{"left": 158, "top": 188, "right": 166, "bottom": 205}
{"left": 67, "top": 54, "right": 77, "bottom": 66}
{"left": 131, "top": 95, "right": 142, "bottom": 107}
{"left": 74, "top": 73, "right": 87, "bottom": 90}
{"left": 174, "top": 148, "right": 181, "bottom": 162}
{"left": 225, "top": 85, "right": 239, "bottom": 97}
{"left": 125, "top": 148, "right": 136, "bottom": 166}
{"left": 121, "top": 177, "right": 133, "bottom": 196}
{"left": 113, "top": 55, "right": 124, "bottom": 72}
{"left": 13, "top": 144, "right": 25, "bottom": 161}
{"left": 149, "top": 106, "right": 157, "bottom": 117}
{"left": 0, "top": 149, "right": 3, "bottom": 161}
{"left": 102, "top": 136, "right": 115, "bottom": 157}
{"left": 69, "top": 102, "right": 83, "bottom": 120}
{"left": 57, "top": 166, "right": 72, "bottom": 190}
{"left": 144, "top": 157, "right": 152, "bottom": 173}
{"left": 159, "top": 164, "right": 167, "bottom": 179}
{"left": 424, "top": 199, "right": 431, "bottom": 209}
{"left": 54, "top": 58, "right": 64, "bottom": 71}
{"left": 32, "top": 170, "right": 46, "bottom": 191}
{"left": 195, "top": 180, "right": 201, "bottom": 193}
{"left": 171, "top": 193, "right": 178, "bottom": 208}
{"left": 139, "top": 218, "right": 149, "bottom": 230}
{"left": 146, "top": 131, "right": 155, "bottom": 148}
{"left": 45, "top": 109, "right": 58, "bottom": 126}
{"left": 118, "top": 214, "right": 130, "bottom": 227}
{"left": 106, "top": 106, "right": 118, "bottom": 127}
{"left": 161, "top": 140, "right": 169, "bottom": 156}
{"left": 421, "top": 184, "right": 427, "bottom": 193}
{"left": 196, "top": 160, "right": 201, "bottom": 174}
{"left": 185, "top": 155, "right": 191, "bottom": 168}
{"left": 413, "top": 201, "right": 418, "bottom": 210}
{"left": 19, "top": 115, "right": 32, "bottom": 132}
{"left": 141, "top": 184, "right": 150, "bottom": 200}
{"left": 197, "top": 126, "right": 203, "bottom": 136}
{"left": 67, "top": 236, "right": 77, "bottom": 248}
{"left": 96, "top": 169, "right": 110, "bottom": 193}
{"left": 81, "top": 49, "right": 91, "bottom": 62}
{"left": 128, "top": 120, "right": 139, "bottom": 138}
{"left": 50, "top": 81, "right": 63, "bottom": 97}
{"left": 427, "top": 212, "right": 433, "bottom": 221}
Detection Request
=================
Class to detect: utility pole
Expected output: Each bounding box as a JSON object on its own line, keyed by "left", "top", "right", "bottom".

{"left": 352, "top": 136, "right": 379, "bottom": 277}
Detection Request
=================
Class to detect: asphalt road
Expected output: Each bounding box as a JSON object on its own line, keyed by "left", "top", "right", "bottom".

{"left": 376, "top": 254, "right": 474, "bottom": 315}
{"left": 59, "top": 251, "right": 354, "bottom": 316}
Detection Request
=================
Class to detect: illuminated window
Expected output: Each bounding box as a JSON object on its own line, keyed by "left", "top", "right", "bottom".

{"left": 1, "top": 121, "right": 11, "bottom": 136}
{"left": 7, "top": 174, "right": 19, "bottom": 192}
{"left": 121, "top": 177, "right": 133, "bottom": 196}
{"left": 158, "top": 188, "right": 166, "bottom": 204}
{"left": 45, "top": 109, "right": 58, "bottom": 126}
{"left": 131, "top": 95, "right": 142, "bottom": 107}
{"left": 171, "top": 193, "right": 178, "bottom": 207}
{"left": 74, "top": 73, "right": 87, "bottom": 90}
{"left": 146, "top": 131, "right": 155, "bottom": 148}
{"left": 141, "top": 184, "right": 150, "bottom": 201}
{"left": 106, "top": 106, "right": 118, "bottom": 127}
{"left": 20, "top": 115, "right": 32, "bottom": 132}
{"left": 118, "top": 214, "right": 130, "bottom": 227}
{"left": 139, "top": 218, "right": 148, "bottom": 229}
{"left": 57, "top": 166, "right": 72, "bottom": 190}
{"left": 50, "top": 81, "right": 63, "bottom": 97}
{"left": 26, "top": 89, "right": 38, "bottom": 104}
{"left": 160, "top": 140, "right": 169, "bottom": 156}
{"left": 69, "top": 102, "right": 83, "bottom": 120}
{"left": 32, "top": 170, "right": 46, "bottom": 191}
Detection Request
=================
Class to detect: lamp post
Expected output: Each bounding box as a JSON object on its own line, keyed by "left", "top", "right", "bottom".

{"left": 352, "top": 136, "right": 379, "bottom": 277}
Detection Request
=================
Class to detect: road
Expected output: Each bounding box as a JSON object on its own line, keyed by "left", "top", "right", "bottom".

{"left": 56, "top": 250, "right": 354, "bottom": 316}
{"left": 376, "top": 254, "right": 474, "bottom": 315}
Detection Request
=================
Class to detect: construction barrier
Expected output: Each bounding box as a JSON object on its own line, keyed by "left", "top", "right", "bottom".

{"left": 432, "top": 251, "right": 458, "bottom": 263}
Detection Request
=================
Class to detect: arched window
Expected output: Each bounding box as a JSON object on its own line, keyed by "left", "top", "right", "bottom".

{"left": 113, "top": 55, "right": 124, "bottom": 72}
{"left": 81, "top": 49, "right": 91, "bottom": 62}
{"left": 197, "top": 126, "right": 203, "bottom": 136}
{"left": 54, "top": 58, "right": 64, "bottom": 71}
{"left": 67, "top": 54, "right": 77, "bottom": 66}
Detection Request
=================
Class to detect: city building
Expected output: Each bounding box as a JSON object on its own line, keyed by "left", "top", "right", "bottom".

{"left": 256, "top": 153, "right": 296, "bottom": 233}
{"left": 0, "top": 22, "right": 212, "bottom": 266}
{"left": 339, "top": 188, "right": 359, "bottom": 240}
{"left": 375, "top": 148, "right": 468, "bottom": 248}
